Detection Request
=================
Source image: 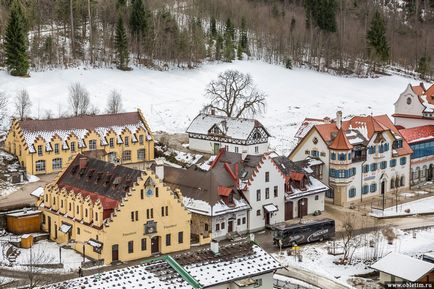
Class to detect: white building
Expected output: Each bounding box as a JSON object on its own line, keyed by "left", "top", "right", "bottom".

{"left": 160, "top": 164, "right": 250, "bottom": 242}
{"left": 272, "top": 156, "right": 329, "bottom": 220}
{"left": 399, "top": 125, "right": 434, "bottom": 186}
{"left": 289, "top": 112, "right": 412, "bottom": 206}
{"left": 393, "top": 83, "right": 434, "bottom": 128}
{"left": 214, "top": 150, "right": 286, "bottom": 232}
{"left": 186, "top": 113, "right": 270, "bottom": 155}
{"left": 42, "top": 241, "right": 281, "bottom": 289}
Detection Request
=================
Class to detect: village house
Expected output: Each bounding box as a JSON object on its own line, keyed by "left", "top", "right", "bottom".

{"left": 43, "top": 240, "right": 281, "bottom": 289}
{"left": 4, "top": 110, "right": 154, "bottom": 175}
{"left": 34, "top": 154, "right": 191, "bottom": 265}
{"left": 289, "top": 112, "right": 412, "bottom": 206}
{"left": 159, "top": 164, "right": 250, "bottom": 243}
{"left": 272, "top": 155, "right": 328, "bottom": 220}
{"left": 186, "top": 113, "right": 270, "bottom": 155}
{"left": 371, "top": 252, "right": 434, "bottom": 285}
{"left": 399, "top": 125, "right": 434, "bottom": 186}
{"left": 393, "top": 83, "right": 434, "bottom": 128}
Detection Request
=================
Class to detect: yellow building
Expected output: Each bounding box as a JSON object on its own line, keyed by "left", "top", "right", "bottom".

{"left": 4, "top": 110, "right": 154, "bottom": 175}
{"left": 35, "top": 154, "right": 191, "bottom": 265}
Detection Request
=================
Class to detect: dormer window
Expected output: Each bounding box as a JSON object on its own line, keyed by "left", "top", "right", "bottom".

{"left": 210, "top": 126, "right": 222, "bottom": 135}
{"left": 253, "top": 131, "right": 261, "bottom": 139}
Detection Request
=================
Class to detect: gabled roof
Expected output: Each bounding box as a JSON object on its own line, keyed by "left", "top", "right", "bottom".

{"left": 56, "top": 154, "right": 143, "bottom": 211}
{"left": 42, "top": 241, "right": 281, "bottom": 289}
{"left": 410, "top": 83, "right": 434, "bottom": 112}
{"left": 329, "top": 128, "right": 353, "bottom": 150}
{"left": 371, "top": 252, "right": 434, "bottom": 282}
{"left": 186, "top": 113, "right": 270, "bottom": 140}
{"left": 399, "top": 125, "right": 434, "bottom": 143}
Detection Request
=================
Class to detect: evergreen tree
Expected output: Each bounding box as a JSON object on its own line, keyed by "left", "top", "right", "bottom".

{"left": 416, "top": 56, "right": 431, "bottom": 80}
{"left": 224, "top": 18, "right": 235, "bottom": 41}
{"left": 215, "top": 34, "right": 223, "bottom": 61}
{"left": 304, "top": 0, "right": 337, "bottom": 33}
{"left": 210, "top": 16, "right": 217, "bottom": 39}
{"left": 4, "top": 0, "right": 29, "bottom": 76}
{"left": 239, "top": 17, "right": 249, "bottom": 56}
{"left": 129, "top": 0, "right": 149, "bottom": 59}
{"left": 115, "top": 16, "right": 129, "bottom": 70}
{"left": 367, "top": 10, "right": 390, "bottom": 63}
{"left": 223, "top": 18, "right": 235, "bottom": 62}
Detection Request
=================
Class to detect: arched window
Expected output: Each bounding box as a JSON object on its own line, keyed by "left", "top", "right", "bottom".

{"left": 362, "top": 185, "right": 369, "bottom": 195}
{"left": 370, "top": 183, "right": 377, "bottom": 193}
{"left": 407, "top": 97, "right": 412, "bottom": 105}
{"left": 35, "top": 160, "right": 46, "bottom": 172}
{"left": 395, "top": 177, "right": 400, "bottom": 188}
{"left": 348, "top": 187, "right": 356, "bottom": 198}
{"left": 390, "top": 178, "right": 395, "bottom": 189}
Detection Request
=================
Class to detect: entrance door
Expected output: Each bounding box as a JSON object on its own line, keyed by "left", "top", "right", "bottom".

{"left": 381, "top": 180, "right": 385, "bottom": 195}
{"left": 285, "top": 201, "right": 294, "bottom": 220}
{"left": 228, "top": 220, "right": 233, "bottom": 233}
{"left": 428, "top": 165, "right": 433, "bottom": 181}
{"left": 47, "top": 216, "right": 51, "bottom": 235}
{"left": 298, "top": 198, "right": 308, "bottom": 218}
{"left": 265, "top": 212, "right": 270, "bottom": 225}
{"left": 111, "top": 244, "right": 119, "bottom": 262}
{"left": 54, "top": 224, "right": 57, "bottom": 239}
{"left": 151, "top": 236, "right": 160, "bottom": 254}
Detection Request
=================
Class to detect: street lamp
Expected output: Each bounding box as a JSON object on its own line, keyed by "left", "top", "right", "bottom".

{"left": 299, "top": 200, "right": 305, "bottom": 223}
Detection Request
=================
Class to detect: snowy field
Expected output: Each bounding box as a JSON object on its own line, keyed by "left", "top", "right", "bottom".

{"left": 0, "top": 237, "right": 87, "bottom": 272}
{"left": 274, "top": 228, "right": 434, "bottom": 288}
{"left": 370, "top": 194, "right": 434, "bottom": 218}
{"left": 0, "top": 60, "right": 415, "bottom": 154}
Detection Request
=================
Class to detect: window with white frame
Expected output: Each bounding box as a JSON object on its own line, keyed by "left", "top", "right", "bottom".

{"left": 36, "top": 160, "right": 46, "bottom": 172}
{"left": 52, "top": 158, "right": 62, "bottom": 170}
{"left": 89, "top": 139, "right": 97, "bottom": 150}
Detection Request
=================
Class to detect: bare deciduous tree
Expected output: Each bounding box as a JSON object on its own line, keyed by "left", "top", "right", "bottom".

{"left": 339, "top": 213, "right": 362, "bottom": 264}
{"left": 15, "top": 89, "right": 32, "bottom": 120}
{"left": 69, "top": 82, "right": 90, "bottom": 116}
{"left": 24, "top": 246, "right": 55, "bottom": 288}
{"left": 106, "top": 90, "right": 123, "bottom": 114}
{"left": 204, "top": 70, "right": 266, "bottom": 118}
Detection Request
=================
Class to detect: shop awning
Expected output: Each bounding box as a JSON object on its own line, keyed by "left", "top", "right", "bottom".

{"left": 263, "top": 204, "right": 278, "bottom": 213}
{"left": 59, "top": 223, "right": 72, "bottom": 233}
{"left": 87, "top": 239, "right": 103, "bottom": 253}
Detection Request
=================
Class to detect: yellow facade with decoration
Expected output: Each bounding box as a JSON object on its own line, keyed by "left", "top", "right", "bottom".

{"left": 4, "top": 110, "right": 154, "bottom": 175}
{"left": 36, "top": 161, "right": 191, "bottom": 265}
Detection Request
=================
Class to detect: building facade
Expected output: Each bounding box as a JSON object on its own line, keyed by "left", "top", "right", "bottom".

{"left": 160, "top": 164, "right": 250, "bottom": 243}
{"left": 36, "top": 154, "right": 190, "bottom": 265}
{"left": 186, "top": 113, "right": 270, "bottom": 155}
{"left": 289, "top": 112, "right": 412, "bottom": 206}
{"left": 4, "top": 110, "right": 154, "bottom": 175}
{"left": 399, "top": 125, "right": 434, "bottom": 186}
{"left": 272, "top": 156, "right": 328, "bottom": 220}
{"left": 393, "top": 83, "right": 434, "bottom": 128}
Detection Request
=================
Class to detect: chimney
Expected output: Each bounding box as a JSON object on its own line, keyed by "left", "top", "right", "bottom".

{"left": 155, "top": 159, "right": 165, "bottom": 180}
{"left": 336, "top": 111, "right": 342, "bottom": 129}
{"left": 210, "top": 239, "right": 219, "bottom": 255}
{"left": 241, "top": 150, "right": 248, "bottom": 160}
{"left": 79, "top": 157, "right": 88, "bottom": 169}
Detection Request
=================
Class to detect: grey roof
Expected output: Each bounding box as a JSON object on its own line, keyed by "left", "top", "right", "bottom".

{"left": 272, "top": 156, "right": 305, "bottom": 176}
{"left": 186, "top": 113, "right": 270, "bottom": 140}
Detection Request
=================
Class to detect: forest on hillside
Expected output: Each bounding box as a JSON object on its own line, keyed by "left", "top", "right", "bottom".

{"left": 0, "top": 0, "right": 433, "bottom": 78}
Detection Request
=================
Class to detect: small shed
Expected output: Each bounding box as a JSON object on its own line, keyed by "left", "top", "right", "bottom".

{"left": 20, "top": 234, "right": 34, "bottom": 249}
{"left": 6, "top": 209, "right": 42, "bottom": 234}
{"left": 371, "top": 252, "right": 434, "bottom": 284}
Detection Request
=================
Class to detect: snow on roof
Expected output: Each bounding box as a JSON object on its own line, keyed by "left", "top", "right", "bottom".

{"left": 371, "top": 252, "right": 434, "bottom": 282}
{"left": 183, "top": 196, "right": 250, "bottom": 216}
{"left": 59, "top": 223, "right": 72, "bottom": 233}
{"left": 23, "top": 123, "right": 149, "bottom": 153}
{"left": 186, "top": 113, "right": 268, "bottom": 140}
{"left": 30, "top": 186, "right": 44, "bottom": 198}
{"left": 421, "top": 95, "right": 434, "bottom": 113}
{"left": 42, "top": 242, "right": 280, "bottom": 289}
{"left": 263, "top": 204, "right": 279, "bottom": 213}
{"left": 6, "top": 209, "right": 41, "bottom": 217}
{"left": 287, "top": 176, "right": 329, "bottom": 200}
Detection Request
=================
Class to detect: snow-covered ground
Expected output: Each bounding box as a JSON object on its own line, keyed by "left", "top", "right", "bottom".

{"left": 274, "top": 228, "right": 434, "bottom": 288}
{"left": 370, "top": 194, "right": 434, "bottom": 218}
{"left": 0, "top": 60, "right": 414, "bottom": 155}
{"left": 0, "top": 237, "right": 87, "bottom": 272}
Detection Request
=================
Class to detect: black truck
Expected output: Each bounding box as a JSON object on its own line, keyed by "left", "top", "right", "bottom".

{"left": 273, "top": 218, "right": 335, "bottom": 247}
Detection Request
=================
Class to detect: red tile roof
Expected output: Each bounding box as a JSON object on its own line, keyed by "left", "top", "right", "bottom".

{"left": 399, "top": 125, "right": 434, "bottom": 143}
{"left": 329, "top": 128, "right": 353, "bottom": 150}
{"left": 217, "top": 186, "right": 232, "bottom": 197}
{"left": 313, "top": 114, "right": 412, "bottom": 156}
{"left": 425, "top": 84, "right": 434, "bottom": 105}
{"left": 412, "top": 85, "right": 426, "bottom": 96}
{"left": 289, "top": 171, "right": 305, "bottom": 182}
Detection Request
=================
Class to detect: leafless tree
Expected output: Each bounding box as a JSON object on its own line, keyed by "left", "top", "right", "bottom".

{"left": 0, "top": 92, "right": 8, "bottom": 129}
{"left": 43, "top": 109, "right": 53, "bottom": 119}
{"left": 339, "top": 213, "right": 362, "bottom": 264}
{"left": 106, "top": 90, "right": 123, "bottom": 114}
{"left": 204, "top": 70, "right": 266, "bottom": 118}
{"left": 69, "top": 82, "right": 90, "bottom": 116}
{"left": 24, "top": 246, "right": 55, "bottom": 288}
{"left": 15, "top": 89, "right": 32, "bottom": 120}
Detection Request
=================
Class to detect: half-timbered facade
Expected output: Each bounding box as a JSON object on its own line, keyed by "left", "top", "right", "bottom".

{"left": 4, "top": 110, "right": 154, "bottom": 175}
{"left": 186, "top": 113, "right": 270, "bottom": 155}
{"left": 35, "top": 154, "right": 191, "bottom": 265}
